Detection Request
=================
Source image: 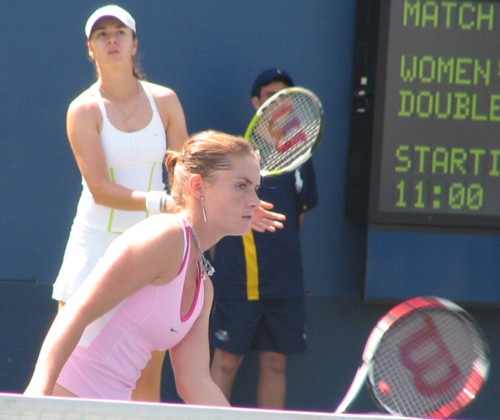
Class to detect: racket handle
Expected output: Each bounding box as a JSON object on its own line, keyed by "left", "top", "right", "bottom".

{"left": 334, "top": 363, "right": 369, "bottom": 414}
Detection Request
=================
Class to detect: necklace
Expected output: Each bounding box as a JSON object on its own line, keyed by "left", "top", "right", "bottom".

{"left": 185, "top": 219, "right": 215, "bottom": 277}
{"left": 100, "top": 81, "right": 140, "bottom": 128}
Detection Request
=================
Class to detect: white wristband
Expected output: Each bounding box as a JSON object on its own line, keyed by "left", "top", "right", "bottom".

{"left": 146, "top": 191, "right": 172, "bottom": 215}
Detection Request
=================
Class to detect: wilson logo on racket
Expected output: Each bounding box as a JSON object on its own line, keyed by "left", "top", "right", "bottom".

{"left": 335, "top": 296, "right": 490, "bottom": 419}
{"left": 268, "top": 102, "right": 307, "bottom": 153}
{"left": 244, "top": 87, "right": 323, "bottom": 176}
{"left": 399, "top": 316, "right": 461, "bottom": 397}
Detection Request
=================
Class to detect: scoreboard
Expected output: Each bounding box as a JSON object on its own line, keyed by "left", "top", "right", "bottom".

{"left": 368, "top": 0, "right": 500, "bottom": 230}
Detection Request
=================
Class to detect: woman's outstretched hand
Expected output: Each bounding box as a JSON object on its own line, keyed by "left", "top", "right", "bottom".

{"left": 251, "top": 200, "right": 286, "bottom": 233}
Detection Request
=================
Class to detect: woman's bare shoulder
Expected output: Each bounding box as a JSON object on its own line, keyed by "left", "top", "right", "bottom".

{"left": 143, "top": 81, "right": 179, "bottom": 100}
{"left": 67, "top": 86, "right": 101, "bottom": 117}
{"left": 125, "top": 214, "right": 185, "bottom": 245}
{"left": 112, "top": 214, "right": 187, "bottom": 280}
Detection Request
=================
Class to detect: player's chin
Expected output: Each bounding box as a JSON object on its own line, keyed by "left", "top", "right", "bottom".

{"left": 232, "top": 217, "right": 253, "bottom": 236}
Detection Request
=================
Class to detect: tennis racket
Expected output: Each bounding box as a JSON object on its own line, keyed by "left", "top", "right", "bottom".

{"left": 244, "top": 87, "right": 323, "bottom": 176}
{"left": 335, "top": 296, "right": 490, "bottom": 418}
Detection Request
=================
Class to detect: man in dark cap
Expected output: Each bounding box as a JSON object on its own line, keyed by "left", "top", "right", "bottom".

{"left": 209, "top": 68, "right": 318, "bottom": 408}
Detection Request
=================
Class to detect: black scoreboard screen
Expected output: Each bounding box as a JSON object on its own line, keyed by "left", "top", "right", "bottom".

{"left": 368, "top": 0, "right": 500, "bottom": 229}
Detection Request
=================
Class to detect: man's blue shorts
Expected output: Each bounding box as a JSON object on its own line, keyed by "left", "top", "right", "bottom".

{"left": 210, "top": 296, "right": 307, "bottom": 355}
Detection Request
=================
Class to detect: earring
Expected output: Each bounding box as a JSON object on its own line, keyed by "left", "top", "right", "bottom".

{"left": 201, "top": 196, "right": 207, "bottom": 222}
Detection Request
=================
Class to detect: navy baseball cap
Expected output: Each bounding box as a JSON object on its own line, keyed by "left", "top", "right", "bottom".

{"left": 251, "top": 68, "right": 294, "bottom": 97}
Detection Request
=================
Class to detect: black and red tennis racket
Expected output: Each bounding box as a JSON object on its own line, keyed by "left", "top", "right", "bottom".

{"left": 244, "top": 87, "right": 323, "bottom": 177}
{"left": 335, "top": 297, "right": 490, "bottom": 418}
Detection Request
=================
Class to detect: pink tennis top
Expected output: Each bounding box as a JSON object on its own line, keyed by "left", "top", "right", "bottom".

{"left": 56, "top": 219, "right": 205, "bottom": 400}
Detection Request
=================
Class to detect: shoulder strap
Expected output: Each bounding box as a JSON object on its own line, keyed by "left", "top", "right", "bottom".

{"left": 91, "top": 83, "right": 107, "bottom": 119}
{"left": 176, "top": 218, "right": 191, "bottom": 275}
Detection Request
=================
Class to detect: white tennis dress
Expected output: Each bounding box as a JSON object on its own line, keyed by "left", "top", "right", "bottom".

{"left": 52, "top": 81, "right": 167, "bottom": 302}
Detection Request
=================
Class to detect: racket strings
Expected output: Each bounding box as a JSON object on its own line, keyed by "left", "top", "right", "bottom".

{"left": 369, "top": 309, "right": 488, "bottom": 418}
{"left": 249, "top": 92, "right": 322, "bottom": 173}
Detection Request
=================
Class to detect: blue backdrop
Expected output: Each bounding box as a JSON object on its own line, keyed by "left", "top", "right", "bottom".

{"left": 0, "top": 0, "right": 363, "bottom": 298}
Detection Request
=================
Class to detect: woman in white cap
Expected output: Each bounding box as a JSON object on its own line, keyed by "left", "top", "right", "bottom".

{"left": 51, "top": 4, "right": 284, "bottom": 403}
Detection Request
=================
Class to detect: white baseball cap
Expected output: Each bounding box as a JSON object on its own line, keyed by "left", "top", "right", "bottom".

{"left": 85, "top": 5, "right": 136, "bottom": 39}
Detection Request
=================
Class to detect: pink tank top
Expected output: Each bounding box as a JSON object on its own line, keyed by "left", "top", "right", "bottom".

{"left": 56, "top": 219, "right": 205, "bottom": 400}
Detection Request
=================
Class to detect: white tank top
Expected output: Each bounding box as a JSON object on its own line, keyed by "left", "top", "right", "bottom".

{"left": 74, "top": 81, "right": 167, "bottom": 233}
